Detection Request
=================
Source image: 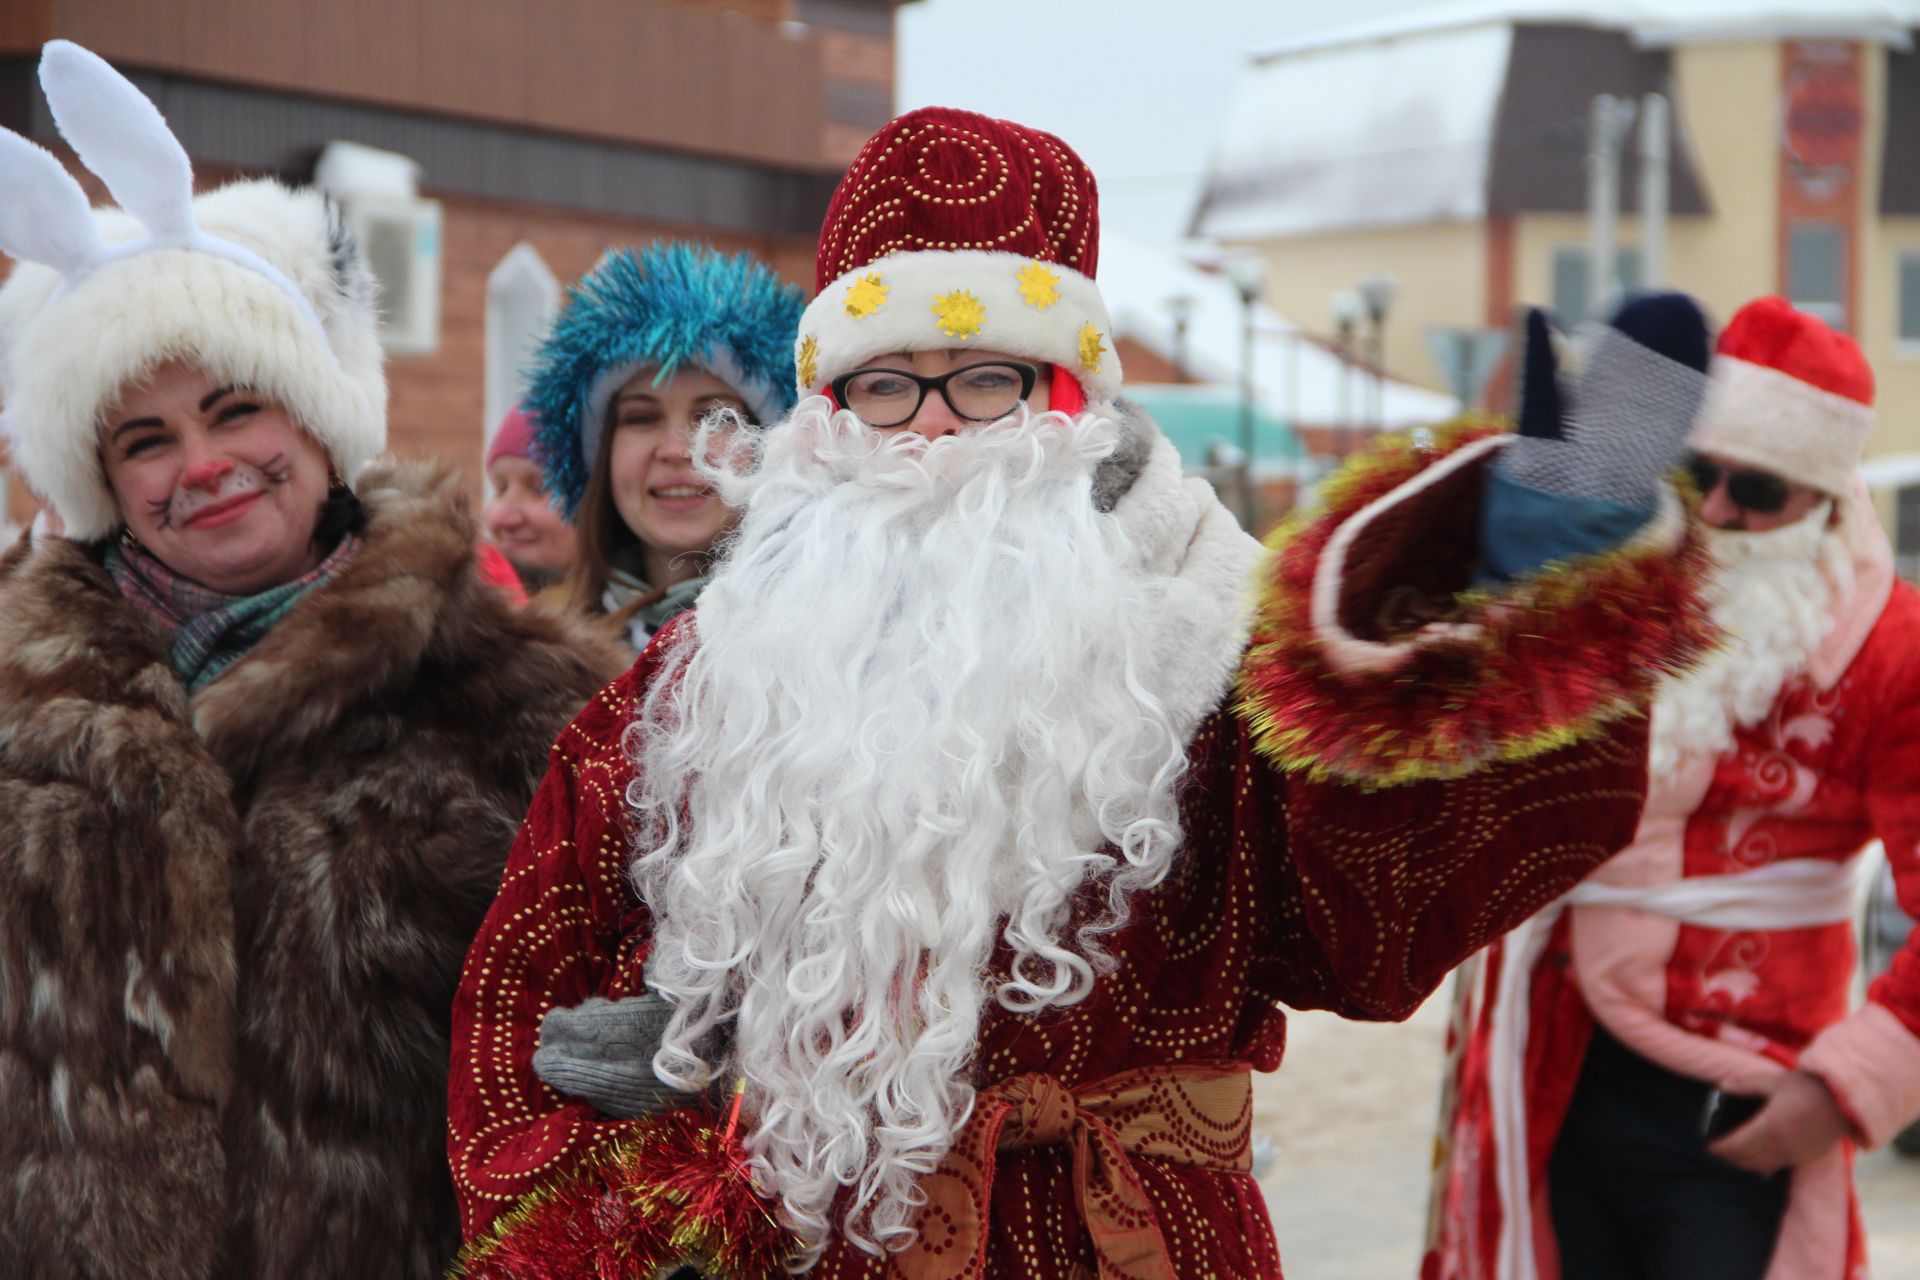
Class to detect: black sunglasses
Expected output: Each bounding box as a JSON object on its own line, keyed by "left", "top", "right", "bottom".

{"left": 830, "top": 361, "right": 1040, "bottom": 429}
{"left": 1685, "top": 455, "right": 1793, "bottom": 515}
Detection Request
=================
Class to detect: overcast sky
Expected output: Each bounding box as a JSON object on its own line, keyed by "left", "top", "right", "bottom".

{"left": 896, "top": 0, "right": 1436, "bottom": 242}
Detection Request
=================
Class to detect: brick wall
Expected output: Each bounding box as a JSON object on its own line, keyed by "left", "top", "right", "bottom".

{"left": 385, "top": 192, "right": 817, "bottom": 487}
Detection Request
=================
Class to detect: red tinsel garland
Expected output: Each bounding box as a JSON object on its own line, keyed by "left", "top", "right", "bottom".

{"left": 1238, "top": 424, "right": 1716, "bottom": 788}
{"left": 452, "top": 1103, "right": 793, "bottom": 1280}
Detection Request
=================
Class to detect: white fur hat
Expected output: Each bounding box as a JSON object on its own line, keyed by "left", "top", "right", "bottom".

{"left": 0, "top": 42, "right": 385, "bottom": 541}
{"left": 1688, "top": 296, "right": 1873, "bottom": 501}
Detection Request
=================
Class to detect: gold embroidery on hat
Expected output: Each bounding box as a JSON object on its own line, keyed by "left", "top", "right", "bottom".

{"left": 933, "top": 291, "right": 986, "bottom": 340}
{"left": 1078, "top": 322, "right": 1106, "bottom": 374}
{"left": 797, "top": 334, "right": 820, "bottom": 388}
{"left": 844, "top": 273, "right": 889, "bottom": 319}
{"left": 1017, "top": 262, "right": 1061, "bottom": 311}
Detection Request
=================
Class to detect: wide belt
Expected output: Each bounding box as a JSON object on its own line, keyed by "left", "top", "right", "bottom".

{"left": 900, "top": 1061, "right": 1253, "bottom": 1280}
{"left": 1565, "top": 855, "right": 1863, "bottom": 931}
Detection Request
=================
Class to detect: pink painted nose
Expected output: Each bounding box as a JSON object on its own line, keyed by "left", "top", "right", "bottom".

{"left": 181, "top": 458, "right": 235, "bottom": 492}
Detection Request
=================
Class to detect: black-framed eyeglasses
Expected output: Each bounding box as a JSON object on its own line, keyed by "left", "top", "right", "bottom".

{"left": 1685, "top": 454, "right": 1793, "bottom": 515}
{"left": 831, "top": 361, "right": 1039, "bottom": 429}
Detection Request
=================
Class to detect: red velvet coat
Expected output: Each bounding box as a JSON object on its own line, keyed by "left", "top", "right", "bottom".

{"left": 450, "top": 644, "right": 1663, "bottom": 1278}
{"left": 447, "top": 429, "right": 1710, "bottom": 1277}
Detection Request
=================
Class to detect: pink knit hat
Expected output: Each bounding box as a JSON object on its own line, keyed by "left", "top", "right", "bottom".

{"left": 486, "top": 405, "right": 538, "bottom": 470}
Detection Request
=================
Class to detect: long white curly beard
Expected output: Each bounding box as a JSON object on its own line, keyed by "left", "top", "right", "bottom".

{"left": 625, "top": 399, "right": 1191, "bottom": 1262}
{"left": 1647, "top": 501, "right": 1854, "bottom": 776}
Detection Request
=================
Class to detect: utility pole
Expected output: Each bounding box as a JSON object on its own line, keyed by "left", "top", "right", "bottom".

{"left": 1638, "top": 93, "right": 1670, "bottom": 289}
{"left": 1586, "top": 94, "right": 1636, "bottom": 320}
{"left": 1224, "top": 255, "right": 1266, "bottom": 531}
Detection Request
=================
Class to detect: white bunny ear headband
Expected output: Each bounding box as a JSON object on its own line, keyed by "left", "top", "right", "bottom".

{"left": 0, "top": 40, "right": 336, "bottom": 362}
{"left": 0, "top": 40, "right": 386, "bottom": 542}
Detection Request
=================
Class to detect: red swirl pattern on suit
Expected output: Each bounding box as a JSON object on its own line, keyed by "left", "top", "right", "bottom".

{"left": 448, "top": 630, "right": 1658, "bottom": 1276}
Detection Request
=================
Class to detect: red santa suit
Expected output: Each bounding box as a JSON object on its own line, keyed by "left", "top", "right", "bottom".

{"left": 446, "top": 108, "right": 1714, "bottom": 1280}
{"left": 1427, "top": 300, "right": 1920, "bottom": 1280}
{"left": 449, "top": 437, "right": 1709, "bottom": 1279}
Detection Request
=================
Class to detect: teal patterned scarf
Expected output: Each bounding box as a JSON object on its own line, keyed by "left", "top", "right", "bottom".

{"left": 602, "top": 563, "right": 708, "bottom": 650}
{"left": 106, "top": 534, "right": 363, "bottom": 692}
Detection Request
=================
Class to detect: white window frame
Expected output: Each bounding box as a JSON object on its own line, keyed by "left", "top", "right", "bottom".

{"left": 483, "top": 242, "right": 562, "bottom": 446}
{"left": 1548, "top": 245, "right": 1644, "bottom": 328}
{"left": 1896, "top": 249, "right": 1920, "bottom": 360}
{"left": 1784, "top": 220, "right": 1848, "bottom": 333}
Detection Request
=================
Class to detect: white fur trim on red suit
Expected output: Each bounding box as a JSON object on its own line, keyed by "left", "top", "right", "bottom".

{"left": 0, "top": 180, "right": 386, "bottom": 541}
{"left": 1101, "top": 404, "right": 1264, "bottom": 741}
{"left": 1691, "top": 354, "right": 1873, "bottom": 500}
{"left": 796, "top": 249, "right": 1122, "bottom": 401}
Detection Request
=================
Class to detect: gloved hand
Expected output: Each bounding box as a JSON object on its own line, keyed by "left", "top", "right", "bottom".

{"left": 1478, "top": 291, "right": 1711, "bottom": 581}
{"left": 531, "top": 994, "right": 685, "bottom": 1119}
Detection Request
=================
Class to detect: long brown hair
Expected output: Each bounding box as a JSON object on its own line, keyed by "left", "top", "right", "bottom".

{"left": 559, "top": 401, "right": 658, "bottom": 623}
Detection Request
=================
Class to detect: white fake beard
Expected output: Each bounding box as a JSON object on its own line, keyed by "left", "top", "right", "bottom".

{"left": 625, "top": 399, "right": 1190, "bottom": 1261}
{"left": 1647, "top": 501, "right": 1852, "bottom": 776}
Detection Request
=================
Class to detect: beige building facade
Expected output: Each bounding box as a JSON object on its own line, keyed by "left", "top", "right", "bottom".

{"left": 1197, "top": 5, "right": 1920, "bottom": 556}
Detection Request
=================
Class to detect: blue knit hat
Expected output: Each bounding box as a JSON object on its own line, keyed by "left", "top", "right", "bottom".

{"left": 527, "top": 241, "right": 805, "bottom": 516}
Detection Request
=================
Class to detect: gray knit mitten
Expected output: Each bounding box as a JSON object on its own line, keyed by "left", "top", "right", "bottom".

{"left": 532, "top": 994, "right": 683, "bottom": 1119}
{"left": 1480, "top": 292, "right": 1710, "bottom": 581}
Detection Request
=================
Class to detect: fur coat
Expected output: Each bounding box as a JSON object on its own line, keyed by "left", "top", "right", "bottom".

{"left": 0, "top": 460, "right": 629, "bottom": 1280}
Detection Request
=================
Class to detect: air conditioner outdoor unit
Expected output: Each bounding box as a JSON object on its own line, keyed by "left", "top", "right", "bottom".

{"left": 316, "top": 141, "right": 443, "bottom": 357}
{"left": 343, "top": 197, "right": 443, "bottom": 356}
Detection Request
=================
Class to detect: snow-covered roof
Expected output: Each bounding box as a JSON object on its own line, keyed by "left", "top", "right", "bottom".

{"left": 1860, "top": 452, "right": 1920, "bottom": 490}
{"left": 1199, "top": 1, "right": 1917, "bottom": 241}
{"left": 1256, "top": 1, "right": 1920, "bottom": 60}
{"left": 1195, "top": 22, "right": 1513, "bottom": 240}
{"left": 1098, "top": 232, "right": 1458, "bottom": 431}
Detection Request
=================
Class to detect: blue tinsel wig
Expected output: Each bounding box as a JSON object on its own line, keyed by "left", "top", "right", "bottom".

{"left": 526, "top": 242, "right": 805, "bottom": 517}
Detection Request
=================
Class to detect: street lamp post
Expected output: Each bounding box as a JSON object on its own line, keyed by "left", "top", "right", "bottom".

{"left": 1165, "top": 294, "right": 1195, "bottom": 382}
{"left": 1224, "top": 255, "right": 1267, "bottom": 531}
{"left": 1356, "top": 273, "right": 1399, "bottom": 437}
{"left": 1331, "top": 289, "right": 1364, "bottom": 462}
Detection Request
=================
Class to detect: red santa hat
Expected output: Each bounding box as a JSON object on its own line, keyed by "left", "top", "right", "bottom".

{"left": 1690, "top": 296, "right": 1873, "bottom": 499}
{"left": 794, "top": 106, "right": 1121, "bottom": 406}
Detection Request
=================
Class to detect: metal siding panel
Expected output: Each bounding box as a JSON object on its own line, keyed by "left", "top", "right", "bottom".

{"left": 1882, "top": 44, "right": 1920, "bottom": 215}
{"left": 44, "top": 0, "right": 839, "bottom": 172}
{"left": 825, "top": 79, "right": 889, "bottom": 126}
{"left": 1487, "top": 25, "right": 1712, "bottom": 218}
{"left": 794, "top": 0, "right": 892, "bottom": 36}
{"left": 115, "top": 69, "right": 832, "bottom": 236}
{"left": 0, "top": 0, "right": 53, "bottom": 54}
{"left": 0, "top": 59, "right": 35, "bottom": 134}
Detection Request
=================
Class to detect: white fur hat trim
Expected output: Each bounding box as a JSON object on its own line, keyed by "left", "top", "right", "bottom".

{"left": 796, "top": 248, "right": 1122, "bottom": 401}
{"left": 1690, "top": 354, "right": 1872, "bottom": 500}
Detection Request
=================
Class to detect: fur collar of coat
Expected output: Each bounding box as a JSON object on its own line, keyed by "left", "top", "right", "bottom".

{"left": 0, "top": 460, "right": 626, "bottom": 1280}
{"left": 1096, "top": 397, "right": 1266, "bottom": 745}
